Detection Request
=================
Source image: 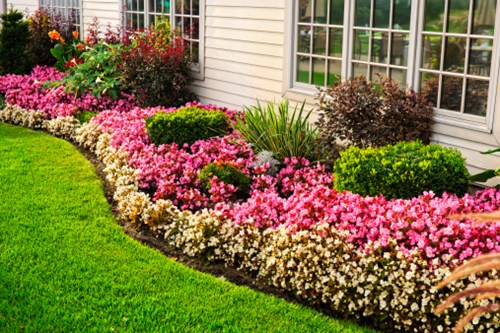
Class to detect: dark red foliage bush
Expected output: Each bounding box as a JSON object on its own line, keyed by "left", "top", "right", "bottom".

{"left": 317, "top": 76, "right": 434, "bottom": 154}
{"left": 119, "top": 25, "right": 193, "bottom": 107}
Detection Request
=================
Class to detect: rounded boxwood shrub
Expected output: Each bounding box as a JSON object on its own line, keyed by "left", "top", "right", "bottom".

{"left": 198, "top": 161, "right": 251, "bottom": 198}
{"left": 333, "top": 141, "right": 469, "bottom": 199}
{"left": 146, "top": 106, "right": 230, "bottom": 146}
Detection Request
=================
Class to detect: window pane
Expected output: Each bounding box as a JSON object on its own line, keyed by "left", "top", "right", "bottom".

{"left": 441, "top": 76, "right": 464, "bottom": 111}
{"left": 298, "top": 26, "right": 311, "bottom": 53}
{"left": 371, "top": 31, "right": 388, "bottom": 63}
{"left": 391, "top": 33, "right": 408, "bottom": 66}
{"left": 424, "top": 0, "right": 445, "bottom": 32}
{"left": 355, "top": 0, "right": 371, "bottom": 27}
{"left": 192, "top": 41, "right": 199, "bottom": 63}
{"left": 353, "top": 62, "right": 368, "bottom": 77}
{"left": 353, "top": 30, "right": 369, "bottom": 61}
{"left": 148, "top": 0, "right": 154, "bottom": 12}
{"left": 328, "top": 28, "right": 343, "bottom": 57}
{"left": 370, "top": 65, "right": 387, "bottom": 80}
{"left": 473, "top": 0, "right": 496, "bottom": 35}
{"left": 314, "top": 0, "right": 328, "bottom": 23}
{"left": 444, "top": 37, "right": 466, "bottom": 73}
{"left": 328, "top": 59, "right": 342, "bottom": 85}
{"left": 421, "top": 35, "right": 442, "bottom": 70}
{"left": 330, "top": 0, "right": 344, "bottom": 25}
{"left": 313, "top": 26, "right": 327, "bottom": 55}
{"left": 420, "top": 72, "right": 439, "bottom": 107}
{"left": 393, "top": 0, "right": 411, "bottom": 29}
{"left": 192, "top": 18, "right": 199, "bottom": 40}
{"left": 465, "top": 79, "right": 489, "bottom": 116}
{"left": 175, "top": 0, "right": 182, "bottom": 13}
{"left": 299, "top": 0, "right": 312, "bottom": 23}
{"left": 447, "top": 0, "right": 469, "bottom": 34}
{"left": 163, "top": 0, "right": 171, "bottom": 12}
{"left": 185, "top": 0, "right": 191, "bottom": 14}
{"left": 192, "top": 0, "right": 199, "bottom": 15}
{"left": 373, "top": 0, "right": 391, "bottom": 28}
{"left": 297, "top": 56, "right": 311, "bottom": 83}
{"left": 138, "top": 0, "right": 144, "bottom": 12}
{"left": 313, "top": 58, "right": 326, "bottom": 85}
{"left": 468, "top": 38, "right": 493, "bottom": 77}
{"left": 390, "top": 68, "right": 406, "bottom": 85}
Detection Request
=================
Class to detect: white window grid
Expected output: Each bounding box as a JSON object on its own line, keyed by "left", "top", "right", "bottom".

{"left": 39, "top": 0, "right": 81, "bottom": 32}
{"left": 292, "top": 0, "right": 500, "bottom": 130}
{"left": 125, "top": 0, "right": 202, "bottom": 68}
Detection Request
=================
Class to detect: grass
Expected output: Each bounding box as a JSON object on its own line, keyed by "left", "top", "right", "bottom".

{"left": 0, "top": 122, "right": 378, "bottom": 332}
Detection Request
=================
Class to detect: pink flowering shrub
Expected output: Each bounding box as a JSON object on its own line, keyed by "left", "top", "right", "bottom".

{"left": 0, "top": 66, "right": 135, "bottom": 117}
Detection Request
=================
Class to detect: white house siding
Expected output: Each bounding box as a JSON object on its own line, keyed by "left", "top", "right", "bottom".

{"left": 193, "top": 0, "right": 288, "bottom": 110}
{"left": 4, "top": 0, "right": 38, "bottom": 14}
{"left": 81, "top": 0, "right": 121, "bottom": 32}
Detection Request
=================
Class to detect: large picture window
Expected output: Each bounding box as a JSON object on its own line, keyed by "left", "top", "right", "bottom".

{"left": 125, "top": 0, "right": 202, "bottom": 67}
{"left": 293, "top": 0, "right": 499, "bottom": 127}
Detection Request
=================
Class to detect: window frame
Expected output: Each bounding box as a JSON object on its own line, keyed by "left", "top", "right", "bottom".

{"left": 290, "top": 0, "right": 500, "bottom": 132}
{"left": 124, "top": 0, "right": 204, "bottom": 80}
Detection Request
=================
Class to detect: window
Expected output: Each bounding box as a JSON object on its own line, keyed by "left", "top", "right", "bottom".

{"left": 125, "top": 0, "right": 202, "bottom": 68}
{"left": 40, "top": 0, "right": 81, "bottom": 32}
{"left": 292, "top": 0, "right": 499, "bottom": 128}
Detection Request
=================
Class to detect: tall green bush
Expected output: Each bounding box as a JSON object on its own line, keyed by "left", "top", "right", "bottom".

{"left": 0, "top": 8, "right": 31, "bottom": 75}
{"left": 234, "top": 100, "right": 321, "bottom": 163}
{"left": 334, "top": 141, "right": 469, "bottom": 199}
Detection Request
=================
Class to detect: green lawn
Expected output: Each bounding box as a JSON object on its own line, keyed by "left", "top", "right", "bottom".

{"left": 0, "top": 122, "right": 378, "bottom": 332}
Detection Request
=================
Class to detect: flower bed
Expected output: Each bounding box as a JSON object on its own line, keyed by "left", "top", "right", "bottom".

{"left": 2, "top": 67, "right": 500, "bottom": 332}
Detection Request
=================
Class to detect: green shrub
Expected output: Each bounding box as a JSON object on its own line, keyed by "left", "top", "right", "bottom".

{"left": 198, "top": 161, "right": 251, "bottom": 197}
{"left": 146, "top": 107, "right": 230, "bottom": 146}
{"left": 317, "top": 76, "right": 434, "bottom": 155}
{"left": 76, "top": 110, "right": 98, "bottom": 124}
{"left": 0, "top": 8, "right": 31, "bottom": 75}
{"left": 0, "top": 94, "right": 6, "bottom": 109}
{"left": 333, "top": 141, "right": 469, "bottom": 199}
{"left": 234, "top": 100, "right": 321, "bottom": 163}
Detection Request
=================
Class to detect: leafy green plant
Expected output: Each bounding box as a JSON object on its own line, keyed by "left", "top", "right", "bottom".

{"left": 469, "top": 148, "right": 500, "bottom": 185}
{"left": 48, "top": 28, "right": 84, "bottom": 71}
{"left": 317, "top": 76, "right": 434, "bottom": 155}
{"left": 146, "top": 106, "right": 230, "bottom": 146}
{"left": 0, "top": 94, "right": 6, "bottom": 109}
{"left": 198, "top": 161, "right": 251, "bottom": 198}
{"left": 234, "top": 100, "right": 320, "bottom": 163}
{"left": 120, "top": 19, "right": 193, "bottom": 107}
{"left": 76, "top": 110, "right": 98, "bottom": 124}
{"left": 334, "top": 141, "right": 469, "bottom": 199}
{"left": 57, "top": 42, "right": 122, "bottom": 99}
{"left": 0, "top": 8, "right": 31, "bottom": 75}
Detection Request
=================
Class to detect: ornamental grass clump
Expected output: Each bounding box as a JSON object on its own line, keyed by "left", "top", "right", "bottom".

{"left": 146, "top": 106, "right": 230, "bottom": 147}
{"left": 317, "top": 76, "right": 434, "bottom": 156}
{"left": 234, "top": 100, "right": 321, "bottom": 163}
{"left": 334, "top": 141, "right": 469, "bottom": 199}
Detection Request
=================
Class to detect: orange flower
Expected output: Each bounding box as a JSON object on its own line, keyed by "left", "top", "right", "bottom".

{"left": 85, "top": 37, "right": 90, "bottom": 44}
{"left": 76, "top": 43, "right": 84, "bottom": 51}
{"left": 72, "top": 31, "right": 79, "bottom": 39}
{"left": 59, "top": 37, "right": 65, "bottom": 43}
{"left": 48, "top": 29, "right": 61, "bottom": 40}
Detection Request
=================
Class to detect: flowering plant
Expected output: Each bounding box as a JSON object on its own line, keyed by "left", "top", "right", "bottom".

{"left": 49, "top": 29, "right": 85, "bottom": 70}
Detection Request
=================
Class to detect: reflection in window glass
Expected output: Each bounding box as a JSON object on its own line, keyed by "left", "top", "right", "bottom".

{"left": 299, "top": 0, "right": 312, "bottom": 22}
{"left": 330, "top": 0, "right": 345, "bottom": 25}
{"left": 424, "top": 0, "right": 445, "bottom": 32}
{"left": 444, "top": 37, "right": 466, "bottom": 73}
{"left": 473, "top": 0, "right": 496, "bottom": 35}
{"left": 420, "top": 72, "right": 439, "bottom": 107}
{"left": 297, "top": 55, "right": 310, "bottom": 83}
{"left": 313, "top": 26, "right": 327, "bottom": 55}
{"left": 393, "top": 0, "right": 411, "bottom": 29}
{"left": 355, "top": 0, "right": 371, "bottom": 27}
{"left": 391, "top": 33, "right": 409, "bottom": 66}
{"left": 353, "top": 62, "right": 368, "bottom": 77}
{"left": 441, "top": 76, "right": 464, "bottom": 111}
{"left": 328, "top": 60, "right": 342, "bottom": 85}
{"left": 329, "top": 28, "right": 343, "bottom": 57}
{"left": 373, "top": 0, "right": 391, "bottom": 28}
{"left": 315, "top": 0, "right": 328, "bottom": 23}
{"left": 421, "top": 35, "right": 442, "bottom": 70}
{"left": 353, "top": 30, "right": 369, "bottom": 61}
{"left": 447, "top": 0, "right": 469, "bottom": 34}
{"left": 371, "top": 32, "right": 389, "bottom": 64}
{"left": 465, "top": 79, "right": 489, "bottom": 116}
{"left": 313, "top": 58, "right": 326, "bottom": 85}
{"left": 468, "top": 38, "right": 493, "bottom": 77}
